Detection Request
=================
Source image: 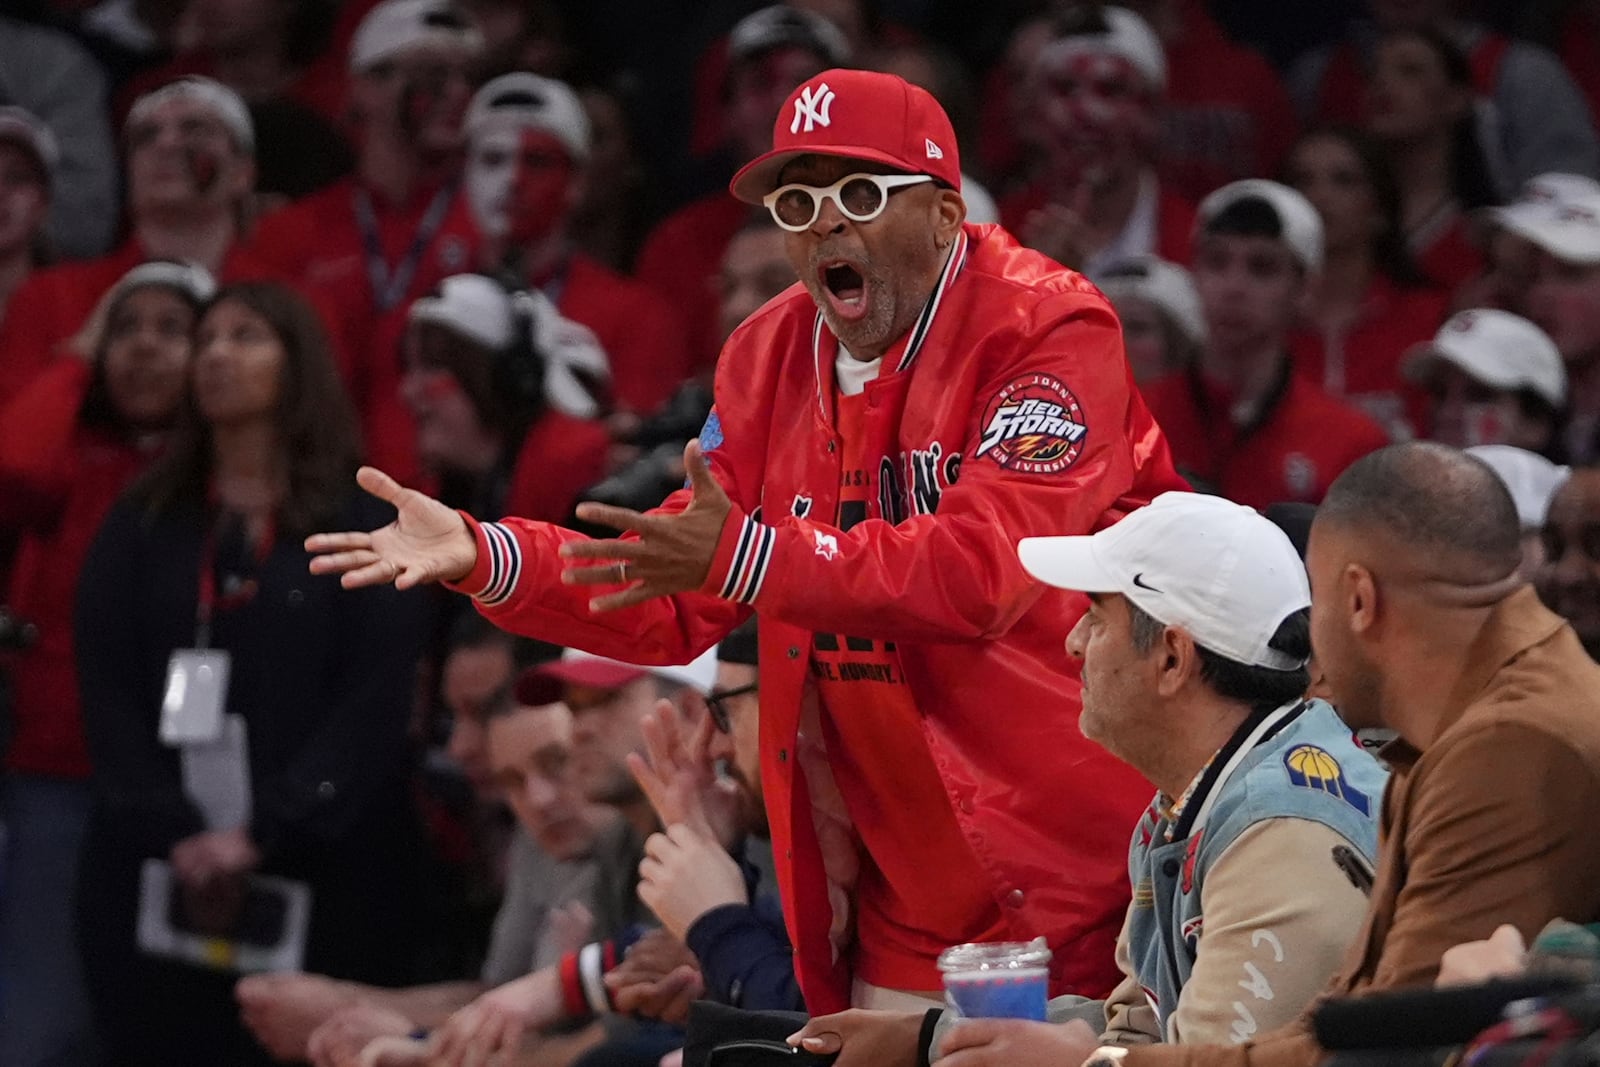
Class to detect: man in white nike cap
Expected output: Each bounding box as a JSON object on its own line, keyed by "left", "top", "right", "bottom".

{"left": 791, "top": 493, "right": 1387, "bottom": 1064}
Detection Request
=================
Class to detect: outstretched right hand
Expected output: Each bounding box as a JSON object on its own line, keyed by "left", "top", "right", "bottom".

{"left": 305, "top": 467, "right": 478, "bottom": 590}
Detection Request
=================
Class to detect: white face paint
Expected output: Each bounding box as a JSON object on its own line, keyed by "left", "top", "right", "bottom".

{"left": 466, "top": 125, "right": 519, "bottom": 242}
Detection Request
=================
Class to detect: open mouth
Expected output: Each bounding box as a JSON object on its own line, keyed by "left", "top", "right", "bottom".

{"left": 819, "top": 260, "right": 869, "bottom": 322}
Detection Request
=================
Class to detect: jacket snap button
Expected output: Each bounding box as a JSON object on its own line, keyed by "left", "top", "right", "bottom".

{"left": 958, "top": 798, "right": 974, "bottom": 815}
{"left": 787, "top": 646, "right": 800, "bottom": 659}
{"left": 778, "top": 749, "right": 788, "bottom": 763}
{"left": 1162, "top": 859, "right": 1180, "bottom": 877}
{"left": 827, "top": 441, "right": 837, "bottom": 453}
{"left": 1006, "top": 889, "right": 1025, "bottom": 907}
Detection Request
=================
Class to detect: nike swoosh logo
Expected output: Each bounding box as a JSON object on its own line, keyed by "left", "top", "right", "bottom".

{"left": 1131, "top": 573, "right": 1163, "bottom": 593}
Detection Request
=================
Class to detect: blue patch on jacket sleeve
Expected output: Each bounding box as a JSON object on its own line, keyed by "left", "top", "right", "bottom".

{"left": 1283, "top": 745, "right": 1372, "bottom": 816}
{"left": 699, "top": 409, "right": 724, "bottom": 452}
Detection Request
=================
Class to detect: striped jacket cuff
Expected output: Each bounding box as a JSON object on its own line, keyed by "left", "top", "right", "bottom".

{"left": 716, "top": 513, "right": 775, "bottom": 605}
{"left": 472, "top": 521, "right": 522, "bottom": 606}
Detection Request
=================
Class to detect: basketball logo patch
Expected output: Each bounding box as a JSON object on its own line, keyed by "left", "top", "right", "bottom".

{"left": 975, "top": 373, "right": 1087, "bottom": 474}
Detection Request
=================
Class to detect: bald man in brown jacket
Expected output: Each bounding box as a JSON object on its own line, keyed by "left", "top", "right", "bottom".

{"left": 935, "top": 443, "right": 1600, "bottom": 1067}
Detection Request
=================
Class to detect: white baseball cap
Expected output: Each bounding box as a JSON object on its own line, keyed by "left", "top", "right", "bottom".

{"left": 409, "top": 274, "right": 611, "bottom": 419}
{"left": 1095, "top": 255, "right": 1206, "bottom": 346}
{"left": 516, "top": 647, "right": 718, "bottom": 706}
{"left": 1491, "top": 186, "right": 1600, "bottom": 266}
{"left": 1465, "top": 445, "right": 1570, "bottom": 529}
{"left": 115, "top": 260, "right": 217, "bottom": 305}
{"left": 349, "top": 0, "right": 482, "bottom": 72}
{"left": 409, "top": 273, "right": 515, "bottom": 351}
{"left": 1036, "top": 5, "right": 1166, "bottom": 93}
{"left": 1018, "top": 492, "right": 1311, "bottom": 671}
{"left": 1482, "top": 172, "right": 1600, "bottom": 238}
{"left": 465, "top": 73, "right": 590, "bottom": 163}
{"left": 729, "top": 4, "right": 851, "bottom": 67}
{"left": 0, "top": 106, "right": 59, "bottom": 182}
{"left": 128, "top": 76, "right": 254, "bottom": 154}
{"left": 1404, "top": 308, "right": 1566, "bottom": 407}
{"left": 1197, "top": 179, "right": 1324, "bottom": 272}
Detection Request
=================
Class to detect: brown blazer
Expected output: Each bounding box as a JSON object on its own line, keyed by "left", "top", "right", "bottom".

{"left": 1123, "top": 586, "right": 1600, "bottom": 1067}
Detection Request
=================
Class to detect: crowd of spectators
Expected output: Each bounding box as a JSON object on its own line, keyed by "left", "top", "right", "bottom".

{"left": 5, "top": 0, "right": 1600, "bottom": 1065}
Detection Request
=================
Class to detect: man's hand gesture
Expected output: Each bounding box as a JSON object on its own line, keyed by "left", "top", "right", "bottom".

{"left": 559, "top": 440, "right": 732, "bottom": 612}
{"left": 306, "top": 467, "right": 477, "bottom": 590}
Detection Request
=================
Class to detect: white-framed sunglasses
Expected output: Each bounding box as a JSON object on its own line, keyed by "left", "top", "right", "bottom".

{"left": 763, "top": 172, "right": 935, "bottom": 232}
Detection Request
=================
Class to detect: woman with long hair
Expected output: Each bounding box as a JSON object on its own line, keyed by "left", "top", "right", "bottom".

{"left": 0, "top": 261, "right": 210, "bottom": 1066}
{"left": 1285, "top": 125, "right": 1450, "bottom": 437}
{"left": 1363, "top": 26, "right": 1502, "bottom": 291}
{"left": 74, "top": 281, "right": 428, "bottom": 1065}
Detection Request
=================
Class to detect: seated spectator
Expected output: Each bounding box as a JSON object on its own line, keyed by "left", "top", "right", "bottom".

{"left": 351, "top": 649, "right": 716, "bottom": 1067}
{"left": 715, "top": 213, "right": 798, "bottom": 347}
{"left": 1285, "top": 125, "right": 1449, "bottom": 436}
{"left": 1290, "top": 0, "right": 1600, "bottom": 190}
{"left": 1095, "top": 255, "right": 1205, "bottom": 383}
{"left": 236, "top": 693, "right": 615, "bottom": 1064}
{"left": 0, "top": 260, "right": 212, "bottom": 1067}
{"left": 250, "top": 0, "right": 483, "bottom": 478}
{"left": 625, "top": 619, "right": 800, "bottom": 1015}
{"left": 0, "top": 76, "right": 274, "bottom": 403}
{"left": 798, "top": 493, "right": 1386, "bottom": 1061}
{"left": 1466, "top": 444, "right": 1570, "bottom": 578}
{"left": 1140, "top": 180, "right": 1390, "bottom": 507}
{"left": 73, "top": 281, "right": 430, "bottom": 1067}
{"left": 0, "top": 15, "right": 118, "bottom": 259}
{"left": 464, "top": 73, "right": 692, "bottom": 420}
{"left": 635, "top": 5, "right": 844, "bottom": 372}
{"left": 114, "top": 0, "right": 355, "bottom": 208}
{"left": 1130, "top": 0, "right": 1301, "bottom": 203}
{"left": 1536, "top": 466, "right": 1600, "bottom": 660}
{"left": 1514, "top": 189, "right": 1600, "bottom": 463}
{"left": 402, "top": 272, "right": 611, "bottom": 524}
{"left": 1001, "top": 6, "right": 1196, "bottom": 274}
{"left": 1405, "top": 309, "right": 1566, "bottom": 456}
{"left": 1457, "top": 171, "right": 1600, "bottom": 315}
{"left": 1361, "top": 26, "right": 1498, "bottom": 290}
{"left": 928, "top": 442, "right": 1600, "bottom": 1067}
{"left": 0, "top": 108, "right": 56, "bottom": 325}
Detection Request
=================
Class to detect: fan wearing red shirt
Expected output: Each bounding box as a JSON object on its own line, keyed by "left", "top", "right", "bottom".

{"left": 999, "top": 6, "right": 1195, "bottom": 275}
{"left": 1360, "top": 28, "right": 1498, "bottom": 293}
{"left": 0, "top": 77, "right": 275, "bottom": 404}
{"left": 1284, "top": 126, "right": 1449, "bottom": 437}
{"left": 634, "top": 5, "right": 846, "bottom": 375}
{"left": 0, "top": 262, "right": 210, "bottom": 1067}
{"left": 462, "top": 73, "right": 689, "bottom": 422}
{"left": 1143, "top": 181, "right": 1390, "bottom": 508}
{"left": 251, "top": 0, "right": 483, "bottom": 478}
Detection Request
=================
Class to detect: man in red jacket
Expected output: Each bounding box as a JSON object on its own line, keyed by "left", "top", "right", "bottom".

{"left": 307, "top": 69, "right": 1184, "bottom": 1023}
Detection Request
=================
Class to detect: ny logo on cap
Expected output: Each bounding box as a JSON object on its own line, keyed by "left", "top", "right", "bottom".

{"left": 791, "top": 82, "right": 835, "bottom": 134}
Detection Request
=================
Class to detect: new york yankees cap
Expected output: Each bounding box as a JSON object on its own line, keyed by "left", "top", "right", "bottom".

{"left": 730, "top": 68, "right": 962, "bottom": 204}
{"left": 1018, "top": 492, "right": 1311, "bottom": 671}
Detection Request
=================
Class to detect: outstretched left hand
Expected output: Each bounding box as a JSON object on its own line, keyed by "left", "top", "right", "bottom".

{"left": 560, "top": 440, "right": 732, "bottom": 612}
